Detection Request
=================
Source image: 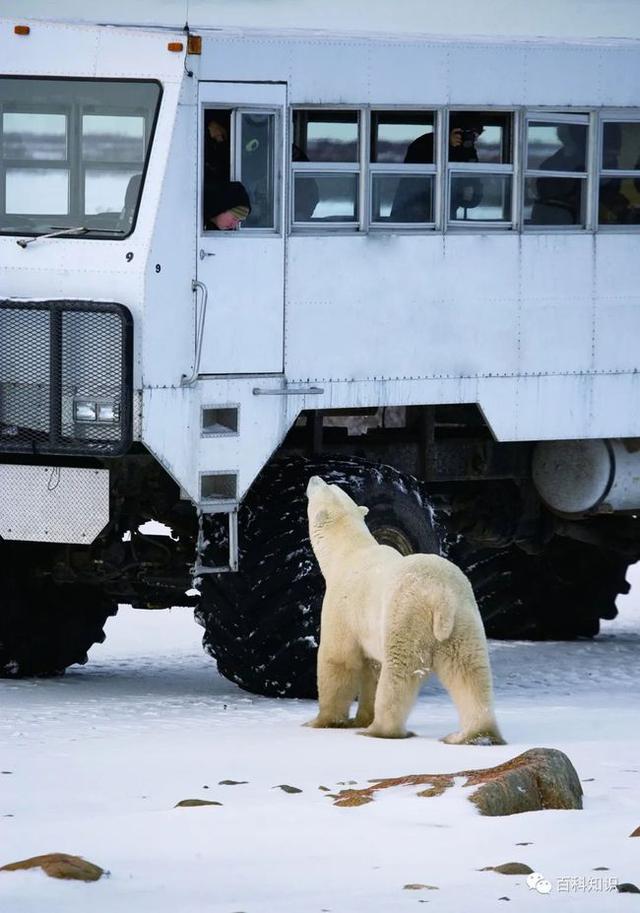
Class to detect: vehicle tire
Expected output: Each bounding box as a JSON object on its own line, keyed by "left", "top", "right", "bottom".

{"left": 446, "top": 535, "right": 629, "bottom": 639}
{"left": 195, "top": 455, "right": 439, "bottom": 698}
{"left": 0, "top": 542, "right": 118, "bottom": 677}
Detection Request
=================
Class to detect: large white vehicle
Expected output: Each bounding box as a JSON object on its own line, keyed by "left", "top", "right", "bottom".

{"left": 1, "top": 2, "right": 640, "bottom": 696}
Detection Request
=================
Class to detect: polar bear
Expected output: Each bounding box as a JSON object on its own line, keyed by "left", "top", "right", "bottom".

{"left": 304, "top": 476, "right": 504, "bottom": 744}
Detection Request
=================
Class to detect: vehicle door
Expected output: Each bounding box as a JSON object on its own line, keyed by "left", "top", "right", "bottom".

{"left": 197, "top": 82, "right": 286, "bottom": 374}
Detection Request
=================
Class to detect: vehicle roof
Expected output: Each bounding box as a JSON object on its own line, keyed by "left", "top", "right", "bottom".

{"left": 2, "top": 0, "right": 640, "bottom": 42}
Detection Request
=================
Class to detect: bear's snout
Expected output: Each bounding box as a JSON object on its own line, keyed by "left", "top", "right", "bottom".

{"left": 306, "top": 475, "right": 327, "bottom": 496}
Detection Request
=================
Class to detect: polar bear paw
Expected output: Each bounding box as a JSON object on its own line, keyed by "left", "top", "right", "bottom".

{"left": 358, "top": 725, "right": 416, "bottom": 739}
{"left": 303, "top": 716, "right": 353, "bottom": 729}
{"left": 441, "top": 728, "right": 505, "bottom": 746}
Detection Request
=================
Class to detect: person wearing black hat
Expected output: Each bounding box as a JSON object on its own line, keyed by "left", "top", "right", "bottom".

{"left": 204, "top": 180, "right": 252, "bottom": 230}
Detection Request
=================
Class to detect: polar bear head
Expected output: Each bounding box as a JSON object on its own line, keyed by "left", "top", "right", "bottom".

{"left": 306, "top": 476, "right": 370, "bottom": 560}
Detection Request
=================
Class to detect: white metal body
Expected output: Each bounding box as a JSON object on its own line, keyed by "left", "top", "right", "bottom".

{"left": 2, "top": 11, "right": 640, "bottom": 508}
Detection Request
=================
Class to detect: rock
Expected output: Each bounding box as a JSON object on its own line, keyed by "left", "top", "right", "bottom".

{"left": 617, "top": 883, "right": 640, "bottom": 894}
{"left": 0, "top": 853, "right": 105, "bottom": 881}
{"left": 218, "top": 780, "right": 248, "bottom": 786}
{"left": 273, "top": 784, "right": 302, "bottom": 794}
{"left": 481, "top": 863, "right": 534, "bottom": 875}
{"left": 593, "top": 866, "right": 610, "bottom": 870}
{"left": 331, "top": 748, "right": 582, "bottom": 817}
{"left": 174, "top": 799, "right": 222, "bottom": 807}
{"left": 467, "top": 748, "right": 583, "bottom": 817}
{"left": 515, "top": 842, "right": 532, "bottom": 846}
{"left": 630, "top": 826, "right": 640, "bottom": 837}
{"left": 403, "top": 883, "right": 438, "bottom": 890}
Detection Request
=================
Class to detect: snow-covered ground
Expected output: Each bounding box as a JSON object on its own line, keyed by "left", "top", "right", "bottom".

{"left": 1, "top": 571, "right": 639, "bottom": 912}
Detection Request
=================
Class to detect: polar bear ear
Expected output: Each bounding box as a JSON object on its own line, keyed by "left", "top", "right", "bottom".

{"left": 359, "top": 506, "right": 369, "bottom": 517}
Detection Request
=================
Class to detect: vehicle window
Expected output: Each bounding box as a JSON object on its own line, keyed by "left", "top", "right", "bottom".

{"left": 238, "top": 111, "right": 277, "bottom": 229}
{"left": 291, "top": 110, "right": 360, "bottom": 225}
{"left": 0, "top": 78, "right": 161, "bottom": 239}
{"left": 524, "top": 117, "right": 589, "bottom": 227}
{"left": 370, "top": 111, "right": 436, "bottom": 225}
{"left": 598, "top": 121, "right": 640, "bottom": 226}
{"left": 202, "top": 107, "right": 278, "bottom": 232}
{"left": 447, "top": 111, "right": 514, "bottom": 225}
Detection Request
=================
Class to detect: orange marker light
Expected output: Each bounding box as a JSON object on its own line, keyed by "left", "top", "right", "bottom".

{"left": 14, "top": 25, "right": 30, "bottom": 35}
{"left": 187, "top": 34, "right": 202, "bottom": 55}
{"left": 167, "top": 41, "right": 184, "bottom": 52}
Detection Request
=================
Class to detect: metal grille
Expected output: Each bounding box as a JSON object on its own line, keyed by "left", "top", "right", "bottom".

{"left": 0, "top": 300, "right": 132, "bottom": 456}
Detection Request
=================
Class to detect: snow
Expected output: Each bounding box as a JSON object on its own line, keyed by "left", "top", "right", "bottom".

{"left": 1, "top": 571, "right": 639, "bottom": 911}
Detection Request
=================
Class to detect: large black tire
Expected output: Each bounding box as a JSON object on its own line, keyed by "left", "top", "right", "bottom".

{"left": 446, "top": 535, "right": 630, "bottom": 639}
{"left": 195, "top": 456, "right": 439, "bottom": 698}
{"left": 0, "top": 542, "right": 118, "bottom": 677}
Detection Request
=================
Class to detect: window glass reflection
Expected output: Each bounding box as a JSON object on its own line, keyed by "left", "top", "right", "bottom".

{"left": 371, "top": 112, "right": 434, "bottom": 163}
{"left": 599, "top": 177, "right": 640, "bottom": 224}
{"left": 6, "top": 168, "right": 69, "bottom": 214}
{"left": 599, "top": 122, "right": 640, "bottom": 225}
{"left": 449, "top": 173, "right": 511, "bottom": 222}
{"left": 525, "top": 176, "right": 587, "bottom": 226}
{"left": 601, "top": 122, "right": 640, "bottom": 170}
{"left": 294, "top": 173, "right": 357, "bottom": 222}
{"left": 240, "top": 112, "right": 276, "bottom": 228}
{"left": 2, "top": 112, "right": 67, "bottom": 161}
{"left": 373, "top": 173, "right": 434, "bottom": 222}
{"left": 293, "top": 110, "right": 358, "bottom": 162}
{"left": 82, "top": 115, "right": 145, "bottom": 162}
{"left": 527, "top": 122, "right": 587, "bottom": 172}
{"left": 84, "top": 169, "right": 140, "bottom": 216}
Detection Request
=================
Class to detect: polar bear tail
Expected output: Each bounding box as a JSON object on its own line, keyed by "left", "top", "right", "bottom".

{"left": 432, "top": 597, "right": 456, "bottom": 642}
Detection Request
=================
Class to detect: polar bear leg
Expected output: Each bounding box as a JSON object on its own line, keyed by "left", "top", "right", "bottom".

{"left": 353, "top": 660, "right": 380, "bottom": 728}
{"left": 361, "top": 662, "right": 424, "bottom": 738}
{"left": 434, "top": 651, "right": 505, "bottom": 745}
{"left": 305, "top": 657, "right": 360, "bottom": 728}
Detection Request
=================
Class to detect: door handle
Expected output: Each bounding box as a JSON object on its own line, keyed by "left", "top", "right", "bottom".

{"left": 199, "top": 249, "right": 215, "bottom": 260}
{"left": 180, "top": 279, "right": 208, "bottom": 386}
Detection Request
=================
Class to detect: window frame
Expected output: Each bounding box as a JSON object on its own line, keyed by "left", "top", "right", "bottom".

{"left": 233, "top": 106, "right": 282, "bottom": 234}
{"left": 0, "top": 76, "right": 162, "bottom": 241}
{"left": 521, "top": 110, "right": 592, "bottom": 232}
{"left": 290, "top": 106, "right": 362, "bottom": 231}
{"left": 445, "top": 108, "right": 518, "bottom": 231}
{"left": 368, "top": 107, "right": 438, "bottom": 231}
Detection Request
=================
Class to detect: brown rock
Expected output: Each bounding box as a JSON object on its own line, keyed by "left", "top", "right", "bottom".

{"left": 403, "top": 883, "right": 439, "bottom": 890}
{"left": 630, "top": 826, "right": 640, "bottom": 837}
{"left": 0, "top": 853, "right": 105, "bottom": 881}
{"left": 331, "top": 748, "right": 582, "bottom": 817}
{"left": 174, "top": 799, "right": 222, "bottom": 807}
{"left": 468, "top": 748, "right": 583, "bottom": 816}
{"left": 481, "top": 862, "right": 533, "bottom": 875}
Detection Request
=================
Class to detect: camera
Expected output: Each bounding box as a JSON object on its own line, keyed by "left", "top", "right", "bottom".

{"left": 460, "top": 128, "right": 478, "bottom": 147}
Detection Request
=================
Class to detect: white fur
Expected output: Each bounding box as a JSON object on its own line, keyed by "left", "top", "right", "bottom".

{"left": 304, "top": 476, "right": 505, "bottom": 743}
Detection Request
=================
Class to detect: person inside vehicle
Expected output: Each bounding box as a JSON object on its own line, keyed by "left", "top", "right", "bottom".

{"left": 390, "top": 115, "right": 484, "bottom": 221}
{"left": 204, "top": 180, "right": 251, "bottom": 230}
{"left": 599, "top": 123, "right": 640, "bottom": 224}
{"left": 531, "top": 124, "right": 586, "bottom": 225}
{"left": 204, "top": 111, "right": 231, "bottom": 183}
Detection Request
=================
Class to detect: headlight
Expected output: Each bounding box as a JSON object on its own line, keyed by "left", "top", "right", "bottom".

{"left": 96, "top": 402, "right": 119, "bottom": 423}
{"left": 73, "top": 398, "right": 119, "bottom": 424}
{"left": 73, "top": 400, "right": 97, "bottom": 422}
